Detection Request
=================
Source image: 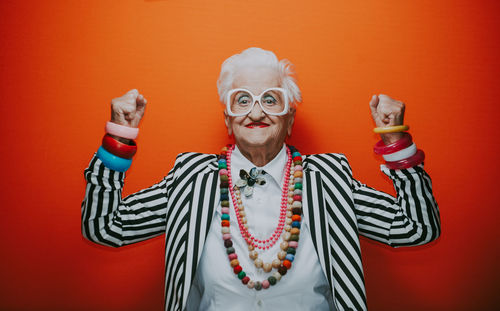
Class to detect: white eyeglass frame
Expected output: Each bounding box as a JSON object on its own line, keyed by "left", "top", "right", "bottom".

{"left": 225, "top": 87, "right": 290, "bottom": 117}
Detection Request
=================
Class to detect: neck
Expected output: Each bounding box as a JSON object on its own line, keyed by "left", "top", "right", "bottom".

{"left": 236, "top": 143, "right": 284, "bottom": 167}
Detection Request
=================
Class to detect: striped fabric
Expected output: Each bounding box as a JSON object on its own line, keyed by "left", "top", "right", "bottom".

{"left": 82, "top": 150, "right": 440, "bottom": 311}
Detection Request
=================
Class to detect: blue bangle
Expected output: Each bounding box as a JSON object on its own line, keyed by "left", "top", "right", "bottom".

{"left": 96, "top": 146, "right": 132, "bottom": 172}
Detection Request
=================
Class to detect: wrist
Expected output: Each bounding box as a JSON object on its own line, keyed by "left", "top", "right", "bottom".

{"left": 380, "top": 132, "right": 404, "bottom": 145}
{"left": 109, "top": 134, "right": 132, "bottom": 145}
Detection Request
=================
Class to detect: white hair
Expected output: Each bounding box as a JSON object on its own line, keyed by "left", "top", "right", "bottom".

{"left": 217, "top": 47, "right": 302, "bottom": 107}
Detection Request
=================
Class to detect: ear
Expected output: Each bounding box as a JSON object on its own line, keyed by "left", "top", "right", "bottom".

{"left": 287, "top": 108, "right": 296, "bottom": 136}
{"left": 224, "top": 110, "right": 233, "bottom": 136}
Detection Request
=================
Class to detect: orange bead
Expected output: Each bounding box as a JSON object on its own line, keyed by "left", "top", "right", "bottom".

{"left": 290, "top": 228, "right": 300, "bottom": 235}
{"left": 221, "top": 220, "right": 230, "bottom": 227}
{"left": 293, "top": 171, "right": 303, "bottom": 178}
{"left": 230, "top": 259, "right": 239, "bottom": 267}
{"left": 292, "top": 215, "right": 301, "bottom": 222}
{"left": 283, "top": 260, "right": 292, "bottom": 269}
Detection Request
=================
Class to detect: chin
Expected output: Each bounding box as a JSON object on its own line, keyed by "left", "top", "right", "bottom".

{"left": 236, "top": 135, "right": 283, "bottom": 149}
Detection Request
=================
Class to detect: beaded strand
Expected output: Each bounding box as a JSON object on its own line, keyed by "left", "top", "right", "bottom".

{"left": 227, "top": 147, "right": 292, "bottom": 250}
{"left": 218, "top": 145, "right": 304, "bottom": 290}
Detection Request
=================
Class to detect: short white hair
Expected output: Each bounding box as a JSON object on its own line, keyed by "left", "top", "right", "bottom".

{"left": 217, "top": 47, "right": 302, "bottom": 107}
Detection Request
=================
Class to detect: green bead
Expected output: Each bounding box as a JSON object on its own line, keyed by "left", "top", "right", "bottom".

{"left": 294, "top": 183, "right": 302, "bottom": 190}
{"left": 221, "top": 214, "right": 230, "bottom": 221}
{"left": 226, "top": 247, "right": 235, "bottom": 254}
{"left": 220, "top": 175, "right": 229, "bottom": 182}
{"left": 287, "top": 248, "right": 296, "bottom": 255}
{"left": 289, "top": 234, "right": 299, "bottom": 241}
{"left": 221, "top": 200, "right": 230, "bottom": 207}
{"left": 220, "top": 188, "right": 228, "bottom": 194}
{"left": 293, "top": 160, "right": 302, "bottom": 165}
{"left": 238, "top": 271, "right": 246, "bottom": 279}
{"left": 268, "top": 276, "right": 277, "bottom": 285}
{"left": 255, "top": 281, "right": 262, "bottom": 290}
{"left": 218, "top": 162, "right": 227, "bottom": 169}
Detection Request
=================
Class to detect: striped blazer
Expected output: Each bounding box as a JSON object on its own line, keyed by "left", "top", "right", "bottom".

{"left": 82, "top": 150, "right": 440, "bottom": 311}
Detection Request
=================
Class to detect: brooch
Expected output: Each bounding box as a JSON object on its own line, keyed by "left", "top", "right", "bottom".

{"left": 234, "top": 168, "right": 266, "bottom": 197}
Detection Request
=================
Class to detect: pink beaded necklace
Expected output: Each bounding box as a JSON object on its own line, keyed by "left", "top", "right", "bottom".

{"left": 227, "top": 146, "right": 292, "bottom": 250}
{"left": 218, "top": 145, "right": 304, "bottom": 290}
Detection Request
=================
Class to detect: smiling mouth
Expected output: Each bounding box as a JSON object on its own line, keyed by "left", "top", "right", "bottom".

{"left": 245, "top": 122, "right": 269, "bottom": 128}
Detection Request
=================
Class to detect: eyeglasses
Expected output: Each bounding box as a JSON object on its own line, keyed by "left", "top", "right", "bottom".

{"left": 225, "top": 87, "right": 289, "bottom": 117}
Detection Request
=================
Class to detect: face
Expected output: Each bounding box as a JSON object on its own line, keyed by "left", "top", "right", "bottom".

{"left": 224, "top": 66, "right": 295, "bottom": 151}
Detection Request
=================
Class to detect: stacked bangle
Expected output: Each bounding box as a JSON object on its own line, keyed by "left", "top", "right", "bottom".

{"left": 105, "top": 121, "right": 139, "bottom": 140}
{"left": 373, "top": 128, "right": 425, "bottom": 169}
{"left": 373, "top": 125, "right": 409, "bottom": 134}
{"left": 96, "top": 122, "right": 139, "bottom": 172}
{"left": 374, "top": 133, "right": 412, "bottom": 155}
{"left": 102, "top": 134, "right": 137, "bottom": 159}
{"left": 385, "top": 149, "right": 425, "bottom": 170}
{"left": 96, "top": 146, "right": 133, "bottom": 172}
{"left": 382, "top": 143, "right": 417, "bottom": 162}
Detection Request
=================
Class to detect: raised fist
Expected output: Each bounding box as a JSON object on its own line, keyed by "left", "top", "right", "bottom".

{"left": 110, "top": 89, "right": 147, "bottom": 128}
{"left": 369, "top": 94, "right": 406, "bottom": 144}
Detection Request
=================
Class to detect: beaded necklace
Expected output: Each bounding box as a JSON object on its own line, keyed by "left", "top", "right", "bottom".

{"left": 218, "top": 145, "right": 304, "bottom": 290}
{"left": 228, "top": 147, "right": 291, "bottom": 250}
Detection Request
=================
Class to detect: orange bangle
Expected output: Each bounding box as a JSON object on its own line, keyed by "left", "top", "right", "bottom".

{"left": 101, "top": 134, "right": 137, "bottom": 159}
{"left": 373, "top": 125, "right": 409, "bottom": 134}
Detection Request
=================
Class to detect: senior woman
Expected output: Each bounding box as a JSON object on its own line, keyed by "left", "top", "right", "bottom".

{"left": 82, "top": 47, "right": 440, "bottom": 311}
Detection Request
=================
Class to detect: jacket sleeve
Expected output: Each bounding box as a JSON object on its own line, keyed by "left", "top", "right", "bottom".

{"left": 81, "top": 154, "right": 180, "bottom": 247}
{"left": 340, "top": 156, "right": 441, "bottom": 247}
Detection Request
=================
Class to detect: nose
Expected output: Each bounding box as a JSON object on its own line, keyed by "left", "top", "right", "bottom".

{"left": 247, "top": 100, "right": 265, "bottom": 119}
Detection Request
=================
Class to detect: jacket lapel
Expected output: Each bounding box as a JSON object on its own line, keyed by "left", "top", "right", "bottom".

{"left": 303, "top": 168, "right": 336, "bottom": 296}
{"left": 181, "top": 159, "right": 219, "bottom": 309}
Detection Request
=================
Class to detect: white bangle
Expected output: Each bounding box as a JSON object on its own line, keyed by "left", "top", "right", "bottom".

{"left": 383, "top": 143, "right": 417, "bottom": 162}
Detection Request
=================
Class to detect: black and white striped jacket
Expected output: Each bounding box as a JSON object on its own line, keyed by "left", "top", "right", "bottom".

{"left": 82, "top": 151, "right": 440, "bottom": 311}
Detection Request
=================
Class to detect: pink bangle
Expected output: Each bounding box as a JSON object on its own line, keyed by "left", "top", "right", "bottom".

{"left": 105, "top": 121, "right": 139, "bottom": 140}
{"left": 385, "top": 149, "right": 425, "bottom": 170}
{"left": 373, "top": 132, "right": 412, "bottom": 155}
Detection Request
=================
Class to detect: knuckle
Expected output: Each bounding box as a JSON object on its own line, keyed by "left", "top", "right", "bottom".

{"left": 111, "top": 98, "right": 122, "bottom": 108}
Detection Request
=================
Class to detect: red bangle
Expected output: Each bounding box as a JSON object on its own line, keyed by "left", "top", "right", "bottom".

{"left": 385, "top": 149, "right": 425, "bottom": 170}
{"left": 374, "top": 133, "right": 413, "bottom": 155}
{"left": 102, "top": 134, "right": 137, "bottom": 159}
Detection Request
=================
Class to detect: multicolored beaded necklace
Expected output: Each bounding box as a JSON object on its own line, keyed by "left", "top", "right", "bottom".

{"left": 218, "top": 144, "right": 304, "bottom": 290}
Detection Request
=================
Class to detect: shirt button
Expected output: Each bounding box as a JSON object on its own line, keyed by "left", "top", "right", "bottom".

{"left": 257, "top": 300, "right": 262, "bottom": 307}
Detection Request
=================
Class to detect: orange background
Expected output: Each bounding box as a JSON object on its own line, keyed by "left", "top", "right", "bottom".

{"left": 1, "top": 0, "right": 499, "bottom": 310}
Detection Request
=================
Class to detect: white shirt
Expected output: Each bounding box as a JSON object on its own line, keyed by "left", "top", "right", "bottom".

{"left": 186, "top": 145, "right": 335, "bottom": 310}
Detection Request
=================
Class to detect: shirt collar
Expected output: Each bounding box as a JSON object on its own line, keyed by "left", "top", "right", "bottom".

{"left": 231, "top": 144, "right": 288, "bottom": 186}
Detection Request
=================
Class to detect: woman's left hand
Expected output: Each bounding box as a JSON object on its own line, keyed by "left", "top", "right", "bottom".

{"left": 369, "top": 94, "right": 406, "bottom": 144}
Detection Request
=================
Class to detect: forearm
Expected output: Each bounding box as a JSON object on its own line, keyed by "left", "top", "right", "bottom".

{"left": 81, "top": 155, "right": 169, "bottom": 247}
{"left": 351, "top": 163, "right": 440, "bottom": 247}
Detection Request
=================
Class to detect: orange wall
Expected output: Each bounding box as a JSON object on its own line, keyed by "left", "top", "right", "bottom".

{"left": 1, "top": 1, "right": 499, "bottom": 310}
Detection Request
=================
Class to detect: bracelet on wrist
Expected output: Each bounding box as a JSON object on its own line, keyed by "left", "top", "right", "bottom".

{"left": 382, "top": 143, "right": 417, "bottom": 162}
{"left": 96, "top": 146, "right": 133, "bottom": 172}
{"left": 373, "top": 125, "right": 409, "bottom": 134}
{"left": 373, "top": 132, "right": 412, "bottom": 155}
{"left": 385, "top": 149, "right": 425, "bottom": 170}
{"left": 102, "top": 134, "right": 137, "bottom": 159}
{"left": 105, "top": 121, "right": 139, "bottom": 140}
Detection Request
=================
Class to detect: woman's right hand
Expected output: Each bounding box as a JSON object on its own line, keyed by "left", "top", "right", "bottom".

{"left": 111, "top": 89, "right": 147, "bottom": 128}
